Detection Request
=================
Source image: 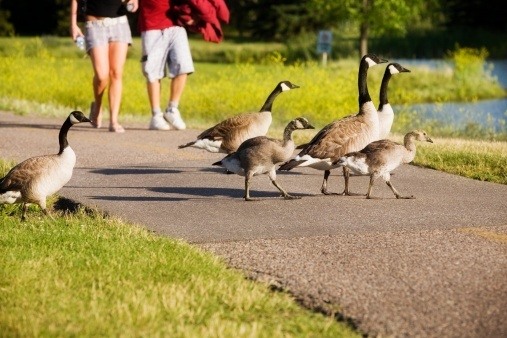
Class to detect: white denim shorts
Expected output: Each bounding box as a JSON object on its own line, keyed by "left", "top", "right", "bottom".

{"left": 85, "top": 16, "right": 132, "bottom": 51}
{"left": 141, "top": 26, "right": 194, "bottom": 82}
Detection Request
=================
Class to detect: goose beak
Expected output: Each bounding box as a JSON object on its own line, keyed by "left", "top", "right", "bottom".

{"left": 83, "top": 117, "right": 92, "bottom": 123}
{"left": 427, "top": 137, "right": 434, "bottom": 143}
{"left": 380, "top": 57, "right": 389, "bottom": 64}
{"left": 307, "top": 124, "right": 315, "bottom": 129}
{"left": 401, "top": 67, "right": 411, "bottom": 73}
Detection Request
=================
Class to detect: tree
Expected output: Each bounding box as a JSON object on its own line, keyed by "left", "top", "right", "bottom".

{"left": 308, "top": 0, "right": 442, "bottom": 57}
{"left": 227, "top": 0, "right": 319, "bottom": 41}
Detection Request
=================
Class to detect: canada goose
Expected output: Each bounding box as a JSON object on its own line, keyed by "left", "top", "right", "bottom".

{"left": 378, "top": 63, "right": 411, "bottom": 139}
{"left": 279, "top": 54, "right": 388, "bottom": 195}
{"left": 213, "top": 117, "right": 315, "bottom": 201}
{"left": 178, "top": 80, "right": 300, "bottom": 154}
{"left": 0, "top": 111, "right": 91, "bottom": 220}
{"left": 334, "top": 130, "right": 433, "bottom": 199}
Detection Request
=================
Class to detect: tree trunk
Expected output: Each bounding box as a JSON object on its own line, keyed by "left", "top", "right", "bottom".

{"left": 360, "top": 21, "right": 368, "bottom": 57}
{"left": 359, "top": 0, "right": 370, "bottom": 57}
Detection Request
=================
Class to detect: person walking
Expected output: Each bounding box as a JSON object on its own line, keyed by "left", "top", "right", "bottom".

{"left": 138, "top": 0, "right": 229, "bottom": 131}
{"left": 70, "top": 0, "right": 137, "bottom": 133}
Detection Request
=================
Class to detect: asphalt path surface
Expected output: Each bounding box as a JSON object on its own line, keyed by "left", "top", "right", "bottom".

{"left": 1, "top": 111, "right": 506, "bottom": 337}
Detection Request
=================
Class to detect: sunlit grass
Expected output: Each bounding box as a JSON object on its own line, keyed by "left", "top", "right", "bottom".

{"left": 0, "top": 37, "right": 504, "bottom": 135}
{"left": 389, "top": 134, "right": 507, "bottom": 184}
{"left": 0, "top": 161, "right": 357, "bottom": 338}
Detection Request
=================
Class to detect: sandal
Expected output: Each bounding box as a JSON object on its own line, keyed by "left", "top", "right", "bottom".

{"left": 89, "top": 102, "right": 102, "bottom": 128}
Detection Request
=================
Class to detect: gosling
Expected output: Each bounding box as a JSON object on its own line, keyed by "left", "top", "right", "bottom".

{"left": 334, "top": 130, "right": 433, "bottom": 199}
{"left": 213, "top": 117, "right": 314, "bottom": 201}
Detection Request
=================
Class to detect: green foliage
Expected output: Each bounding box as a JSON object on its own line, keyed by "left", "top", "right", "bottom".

{"left": 308, "top": 0, "right": 442, "bottom": 41}
{"left": 447, "top": 46, "right": 489, "bottom": 81}
{"left": 0, "top": 37, "right": 504, "bottom": 138}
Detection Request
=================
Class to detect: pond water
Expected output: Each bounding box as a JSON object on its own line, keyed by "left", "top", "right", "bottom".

{"left": 393, "top": 59, "right": 507, "bottom": 133}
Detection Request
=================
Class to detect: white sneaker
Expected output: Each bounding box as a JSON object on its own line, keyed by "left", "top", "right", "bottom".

{"left": 149, "top": 114, "right": 171, "bottom": 130}
{"left": 164, "top": 107, "right": 186, "bottom": 130}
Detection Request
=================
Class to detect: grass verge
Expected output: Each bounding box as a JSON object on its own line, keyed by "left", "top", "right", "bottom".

{"left": 0, "top": 194, "right": 358, "bottom": 337}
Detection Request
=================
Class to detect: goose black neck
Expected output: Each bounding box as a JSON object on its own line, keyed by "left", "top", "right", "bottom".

{"left": 58, "top": 117, "right": 73, "bottom": 154}
{"left": 259, "top": 86, "right": 282, "bottom": 112}
{"left": 283, "top": 124, "right": 296, "bottom": 142}
{"left": 378, "top": 69, "right": 393, "bottom": 109}
{"left": 358, "top": 60, "right": 372, "bottom": 108}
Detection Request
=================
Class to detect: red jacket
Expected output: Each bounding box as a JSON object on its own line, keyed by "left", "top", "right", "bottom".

{"left": 170, "top": 0, "right": 230, "bottom": 43}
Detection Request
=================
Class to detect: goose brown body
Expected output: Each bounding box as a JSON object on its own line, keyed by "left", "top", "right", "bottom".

{"left": 178, "top": 80, "right": 300, "bottom": 154}
{"left": 213, "top": 117, "right": 314, "bottom": 201}
{"left": 279, "top": 54, "right": 388, "bottom": 195}
{"left": 0, "top": 111, "right": 90, "bottom": 220}
{"left": 335, "top": 130, "right": 433, "bottom": 199}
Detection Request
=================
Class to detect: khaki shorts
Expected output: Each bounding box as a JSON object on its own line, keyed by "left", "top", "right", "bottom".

{"left": 141, "top": 26, "right": 194, "bottom": 82}
{"left": 85, "top": 16, "right": 132, "bottom": 51}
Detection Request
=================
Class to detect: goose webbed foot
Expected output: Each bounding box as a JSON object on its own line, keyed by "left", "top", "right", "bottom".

{"left": 321, "top": 187, "right": 340, "bottom": 195}
{"left": 342, "top": 190, "right": 365, "bottom": 196}
{"left": 244, "top": 197, "right": 260, "bottom": 201}
{"left": 282, "top": 194, "right": 301, "bottom": 200}
{"left": 395, "top": 194, "right": 415, "bottom": 199}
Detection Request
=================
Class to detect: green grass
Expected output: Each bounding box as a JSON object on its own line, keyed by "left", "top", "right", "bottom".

{"left": 0, "top": 36, "right": 505, "bottom": 135}
{"left": 413, "top": 137, "right": 507, "bottom": 184}
{"left": 0, "top": 181, "right": 357, "bottom": 337}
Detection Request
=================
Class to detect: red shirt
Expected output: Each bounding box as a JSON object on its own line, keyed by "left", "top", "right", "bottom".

{"left": 138, "top": 0, "right": 229, "bottom": 42}
{"left": 138, "top": 0, "right": 175, "bottom": 32}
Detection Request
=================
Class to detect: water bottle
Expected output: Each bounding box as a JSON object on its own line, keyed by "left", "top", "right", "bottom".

{"left": 75, "top": 36, "right": 85, "bottom": 51}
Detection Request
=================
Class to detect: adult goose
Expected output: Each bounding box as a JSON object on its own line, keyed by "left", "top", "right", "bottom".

{"left": 377, "top": 63, "right": 411, "bottom": 139}
{"left": 213, "top": 117, "right": 314, "bottom": 201}
{"left": 178, "top": 80, "right": 300, "bottom": 154}
{"left": 0, "top": 111, "right": 91, "bottom": 220}
{"left": 334, "top": 130, "right": 433, "bottom": 199}
{"left": 279, "top": 54, "right": 388, "bottom": 195}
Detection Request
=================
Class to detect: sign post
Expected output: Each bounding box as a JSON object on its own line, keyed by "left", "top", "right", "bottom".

{"left": 317, "top": 30, "right": 333, "bottom": 66}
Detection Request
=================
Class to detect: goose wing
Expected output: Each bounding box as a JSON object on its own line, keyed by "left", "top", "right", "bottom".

{"left": 235, "top": 135, "right": 283, "bottom": 152}
{"left": 299, "top": 114, "right": 371, "bottom": 160}
{"left": 197, "top": 112, "right": 261, "bottom": 140}
{"left": 360, "top": 139, "right": 400, "bottom": 155}
{"left": 358, "top": 139, "right": 404, "bottom": 168}
{"left": 0, "top": 157, "right": 51, "bottom": 192}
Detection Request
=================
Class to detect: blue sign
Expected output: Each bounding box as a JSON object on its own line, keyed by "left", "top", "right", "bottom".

{"left": 317, "top": 30, "right": 333, "bottom": 54}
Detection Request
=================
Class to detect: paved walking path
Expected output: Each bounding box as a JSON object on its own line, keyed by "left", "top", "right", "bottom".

{"left": 1, "top": 111, "right": 506, "bottom": 337}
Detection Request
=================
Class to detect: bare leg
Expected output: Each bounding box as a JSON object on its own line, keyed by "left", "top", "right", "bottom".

{"left": 168, "top": 73, "right": 187, "bottom": 105}
{"left": 107, "top": 41, "right": 128, "bottom": 132}
{"left": 89, "top": 45, "right": 110, "bottom": 128}
{"left": 147, "top": 80, "right": 161, "bottom": 114}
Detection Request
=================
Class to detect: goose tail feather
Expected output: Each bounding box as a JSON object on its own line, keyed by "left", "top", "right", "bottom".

{"left": 178, "top": 141, "right": 196, "bottom": 149}
{"left": 278, "top": 159, "right": 304, "bottom": 171}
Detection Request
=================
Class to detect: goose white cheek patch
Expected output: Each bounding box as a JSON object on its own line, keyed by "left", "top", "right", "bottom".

{"left": 280, "top": 83, "right": 291, "bottom": 91}
{"left": 70, "top": 114, "right": 80, "bottom": 124}
{"left": 388, "top": 65, "right": 400, "bottom": 74}
{"left": 366, "top": 57, "right": 377, "bottom": 67}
